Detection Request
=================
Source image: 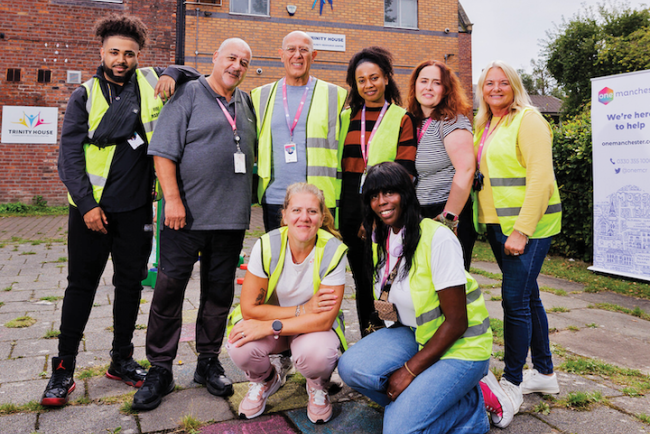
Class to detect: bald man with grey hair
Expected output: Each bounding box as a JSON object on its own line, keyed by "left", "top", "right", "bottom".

{"left": 252, "top": 31, "right": 348, "bottom": 233}
{"left": 133, "top": 37, "right": 256, "bottom": 411}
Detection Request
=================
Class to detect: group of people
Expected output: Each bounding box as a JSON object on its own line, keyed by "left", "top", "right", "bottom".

{"left": 44, "top": 12, "right": 562, "bottom": 434}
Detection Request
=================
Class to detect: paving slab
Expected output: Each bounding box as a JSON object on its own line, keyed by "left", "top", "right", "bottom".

{"left": 0, "top": 356, "right": 46, "bottom": 382}
{"left": 539, "top": 292, "right": 591, "bottom": 310}
{"left": 537, "top": 405, "right": 650, "bottom": 433}
{"left": 12, "top": 337, "right": 58, "bottom": 357}
{"left": 489, "top": 413, "right": 559, "bottom": 433}
{"left": 610, "top": 394, "right": 650, "bottom": 417}
{"left": 0, "top": 412, "right": 38, "bottom": 434}
{"left": 137, "top": 387, "right": 234, "bottom": 433}
{"left": 0, "top": 290, "right": 34, "bottom": 302}
{"left": 201, "top": 414, "right": 298, "bottom": 434}
{"left": 0, "top": 377, "right": 50, "bottom": 405}
{"left": 286, "top": 401, "right": 383, "bottom": 433}
{"left": 551, "top": 328, "right": 650, "bottom": 374}
{"left": 551, "top": 308, "right": 650, "bottom": 343}
{"left": 87, "top": 375, "right": 138, "bottom": 401}
{"left": 38, "top": 403, "right": 139, "bottom": 434}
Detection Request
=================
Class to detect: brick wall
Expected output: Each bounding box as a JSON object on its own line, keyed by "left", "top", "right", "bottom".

{"left": 184, "top": 0, "right": 469, "bottom": 97}
{"left": 0, "top": 0, "right": 176, "bottom": 205}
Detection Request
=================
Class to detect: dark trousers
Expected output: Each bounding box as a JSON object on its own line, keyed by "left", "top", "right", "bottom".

{"left": 59, "top": 204, "right": 152, "bottom": 357}
{"left": 262, "top": 203, "right": 283, "bottom": 233}
{"left": 146, "top": 227, "right": 245, "bottom": 372}
{"left": 420, "top": 197, "right": 477, "bottom": 271}
{"left": 339, "top": 178, "right": 377, "bottom": 336}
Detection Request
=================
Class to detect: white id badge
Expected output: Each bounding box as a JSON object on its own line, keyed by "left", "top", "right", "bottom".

{"left": 284, "top": 143, "right": 298, "bottom": 163}
{"left": 234, "top": 152, "right": 246, "bottom": 174}
{"left": 359, "top": 172, "right": 367, "bottom": 194}
{"left": 127, "top": 132, "right": 145, "bottom": 150}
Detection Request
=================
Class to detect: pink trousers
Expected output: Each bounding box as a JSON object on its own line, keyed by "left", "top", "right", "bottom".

{"left": 226, "top": 329, "right": 340, "bottom": 389}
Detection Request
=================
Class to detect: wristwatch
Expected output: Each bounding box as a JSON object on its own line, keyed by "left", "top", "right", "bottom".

{"left": 272, "top": 320, "right": 283, "bottom": 340}
{"left": 442, "top": 210, "right": 458, "bottom": 222}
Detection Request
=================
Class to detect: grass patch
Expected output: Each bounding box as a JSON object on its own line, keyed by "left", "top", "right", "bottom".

{"left": 19, "top": 251, "right": 36, "bottom": 255}
{"left": 43, "top": 330, "right": 60, "bottom": 339}
{"left": 0, "top": 302, "right": 4, "bottom": 307}
{"left": 0, "top": 400, "right": 44, "bottom": 415}
{"left": 490, "top": 295, "right": 502, "bottom": 301}
{"left": 566, "top": 325, "right": 580, "bottom": 331}
{"left": 471, "top": 241, "right": 496, "bottom": 262}
{"left": 533, "top": 401, "right": 551, "bottom": 415}
{"left": 558, "top": 354, "right": 650, "bottom": 393}
{"left": 493, "top": 350, "right": 504, "bottom": 361}
{"left": 77, "top": 364, "right": 108, "bottom": 379}
{"left": 245, "top": 229, "right": 265, "bottom": 239}
{"left": 0, "top": 202, "right": 67, "bottom": 216}
{"left": 5, "top": 316, "right": 36, "bottom": 328}
{"left": 563, "top": 390, "right": 604, "bottom": 410}
{"left": 490, "top": 318, "right": 504, "bottom": 346}
{"left": 469, "top": 267, "right": 502, "bottom": 281}
{"left": 40, "top": 296, "right": 63, "bottom": 302}
{"left": 119, "top": 400, "right": 137, "bottom": 414}
{"left": 138, "top": 359, "right": 151, "bottom": 369}
{"left": 586, "top": 323, "right": 599, "bottom": 329}
{"left": 588, "top": 303, "right": 650, "bottom": 321}
{"left": 622, "top": 387, "right": 643, "bottom": 397}
{"left": 547, "top": 306, "right": 570, "bottom": 313}
{"left": 637, "top": 413, "right": 650, "bottom": 424}
{"left": 134, "top": 324, "right": 147, "bottom": 330}
{"left": 541, "top": 286, "right": 567, "bottom": 296}
{"left": 70, "top": 396, "right": 91, "bottom": 405}
{"left": 180, "top": 414, "right": 202, "bottom": 434}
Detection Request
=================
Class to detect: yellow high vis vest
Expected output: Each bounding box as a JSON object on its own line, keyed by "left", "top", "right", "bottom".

{"left": 227, "top": 227, "right": 349, "bottom": 351}
{"left": 68, "top": 68, "right": 162, "bottom": 206}
{"left": 473, "top": 108, "right": 562, "bottom": 238}
{"left": 373, "top": 219, "right": 492, "bottom": 359}
{"left": 251, "top": 79, "right": 347, "bottom": 208}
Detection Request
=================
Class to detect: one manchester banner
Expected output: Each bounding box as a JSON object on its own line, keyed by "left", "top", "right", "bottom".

{"left": 1, "top": 106, "right": 59, "bottom": 144}
{"left": 590, "top": 70, "right": 650, "bottom": 282}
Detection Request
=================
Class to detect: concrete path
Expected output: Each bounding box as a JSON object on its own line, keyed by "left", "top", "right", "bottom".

{"left": 0, "top": 208, "right": 649, "bottom": 433}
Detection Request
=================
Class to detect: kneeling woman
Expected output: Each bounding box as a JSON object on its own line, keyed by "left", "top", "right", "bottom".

{"left": 338, "top": 162, "right": 493, "bottom": 434}
{"left": 227, "top": 183, "right": 348, "bottom": 424}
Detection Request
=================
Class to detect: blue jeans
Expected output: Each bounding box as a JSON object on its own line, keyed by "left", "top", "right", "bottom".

{"left": 339, "top": 326, "right": 490, "bottom": 434}
{"left": 486, "top": 224, "right": 554, "bottom": 385}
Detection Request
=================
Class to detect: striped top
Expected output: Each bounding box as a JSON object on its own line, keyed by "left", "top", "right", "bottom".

{"left": 340, "top": 105, "right": 417, "bottom": 176}
{"left": 415, "top": 114, "right": 472, "bottom": 205}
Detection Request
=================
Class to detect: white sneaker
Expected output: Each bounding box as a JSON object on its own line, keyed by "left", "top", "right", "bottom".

{"left": 499, "top": 377, "right": 523, "bottom": 414}
{"left": 480, "top": 370, "right": 515, "bottom": 428}
{"left": 521, "top": 369, "right": 560, "bottom": 394}
{"left": 269, "top": 354, "right": 295, "bottom": 386}
{"left": 238, "top": 370, "right": 282, "bottom": 419}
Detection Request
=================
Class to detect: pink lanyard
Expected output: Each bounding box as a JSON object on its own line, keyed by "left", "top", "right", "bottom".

{"left": 417, "top": 118, "right": 434, "bottom": 144}
{"left": 361, "top": 101, "right": 389, "bottom": 168}
{"left": 282, "top": 76, "right": 312, "bottom": 141}
{"left": 381, "top": 233, "right": 392, "bottom": 288}
{"left": 215, "top": 98, "right": 242, "bottom": 152}
{"left": 476, "top": 117, "right": 503, "bottom": 170}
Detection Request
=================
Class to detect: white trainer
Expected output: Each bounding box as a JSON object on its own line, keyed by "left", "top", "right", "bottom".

{"left": 499, "top": 377, "right": 524, "bottom": 414}
{"left": 480, "top": 370, "right": 515, "bottom": 428}
{"left": 521, "top": 369, "right": 560, "bottom": 394}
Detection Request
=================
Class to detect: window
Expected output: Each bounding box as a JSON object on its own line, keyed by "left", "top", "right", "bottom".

{"left": 7, "top": 68, "right": 21, "bottom": 82}
{"left": 230, "top": 0, "right": 268, "bottom": 16}
{"left": 385, "top": 0, "right": 417, "bottom": 29}
{"left": 38, "top": 69, "right": 52, "bottom": 83}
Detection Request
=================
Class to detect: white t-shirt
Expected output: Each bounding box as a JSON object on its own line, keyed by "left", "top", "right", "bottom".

{"left": 248, "top": 238, "right": 347, "bottom": 307}
{"left": 374, "top": 225, "right": 467, "bottom": 327}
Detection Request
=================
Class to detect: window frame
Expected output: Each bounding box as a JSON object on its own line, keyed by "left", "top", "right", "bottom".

{"left": 384, "top": 0, "right": 418, "bottom": 30}
{"left": 229, "top": 0, "right": 270, "bottom": 17}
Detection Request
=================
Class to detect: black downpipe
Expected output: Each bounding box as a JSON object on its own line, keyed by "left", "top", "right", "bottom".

{"left": 175, "top": 0, "right": 186, "bottom": 65}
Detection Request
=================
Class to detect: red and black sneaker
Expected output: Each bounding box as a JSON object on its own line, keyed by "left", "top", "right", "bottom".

{"left": 106, "top": 344, "right": 147, "bottom": 388}
{"left": 41, "top": 355, "right": 76, "bottom": 407}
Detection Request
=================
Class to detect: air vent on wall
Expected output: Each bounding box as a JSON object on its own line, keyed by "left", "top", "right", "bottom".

{"left": 67, "top": 71, "right": 81, "bottom": 84}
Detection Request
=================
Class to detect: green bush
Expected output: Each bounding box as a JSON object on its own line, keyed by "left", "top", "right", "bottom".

{"left": 551, "top": 105, "right": 593, "bottom": 261}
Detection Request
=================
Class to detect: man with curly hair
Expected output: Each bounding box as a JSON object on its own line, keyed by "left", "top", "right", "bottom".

{"left": 43, "top": 14, "right": 199, "bottom": 407}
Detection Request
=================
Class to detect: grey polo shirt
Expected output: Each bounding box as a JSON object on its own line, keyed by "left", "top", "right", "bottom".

{"left": 148, "top": 76, "right": 256, "bottom": 230}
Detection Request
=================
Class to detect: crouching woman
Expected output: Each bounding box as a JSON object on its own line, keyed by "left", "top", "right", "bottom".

{"left": 338, "top": 162, "right": 493, "bottom": 434}
{"left": 226, "top": 183, "right": 348, "bottom": 424}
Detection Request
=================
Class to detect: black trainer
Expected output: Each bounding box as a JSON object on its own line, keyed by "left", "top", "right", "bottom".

{"left": 41, "top": 355, "right": 76, "bottom": 407}
{"left": 194, "top": 357, "right": 234, "bottom": 397}
{"left": 106, "top": 344, "right": 147, "bottom": 387}
{"left": 132, "top": 365, "right": 175, "bottom": 411}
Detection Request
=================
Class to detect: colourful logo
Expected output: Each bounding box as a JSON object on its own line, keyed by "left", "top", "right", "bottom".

{"left": 312, "top": 0, "right": 333, "bottom": 14}
{"left": 598, "top": 87, "right": 614, "bottom": 105}
{"left": 13, "top": 111, "right": 51, "bottom": 129}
